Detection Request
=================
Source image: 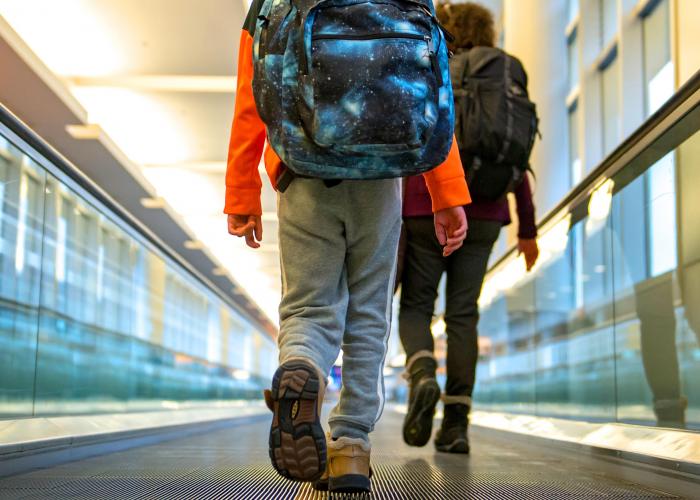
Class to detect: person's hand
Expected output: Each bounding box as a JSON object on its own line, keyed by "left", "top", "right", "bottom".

{"left": 434, "top": 206, "right": 468, "bottom": 257}
{"left": 228, "top": 214, "right": 263, "bottom": 249}
{"left": 518, "top": 238, "right": 539, "bottom": 271}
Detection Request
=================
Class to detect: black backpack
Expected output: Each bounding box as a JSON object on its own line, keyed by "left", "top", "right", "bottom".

{"left": 450, "top": 46, "right": 539, "bottom": 201}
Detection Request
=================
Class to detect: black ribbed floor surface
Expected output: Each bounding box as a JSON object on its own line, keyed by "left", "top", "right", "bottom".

{"left": 0, "top": 411, "right": 692, "bottom": 499}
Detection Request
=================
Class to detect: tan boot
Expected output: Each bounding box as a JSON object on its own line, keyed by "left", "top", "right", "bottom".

{"left": 325, "top": 436, "right": 372, "bottom": 493}
{"left": 265, "top": 359, "right": 327, "bottom": 482}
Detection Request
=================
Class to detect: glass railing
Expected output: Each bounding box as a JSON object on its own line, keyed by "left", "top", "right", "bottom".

{"left": 474, "top": 72, "right": 700, "bottom": 430}
{"left": 0, "top": 109, "right": 277, "bottom": 419}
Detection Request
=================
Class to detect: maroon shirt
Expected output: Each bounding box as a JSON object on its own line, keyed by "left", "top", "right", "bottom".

{"left": 403, "top": 174, "right": 537, "bottom": 239}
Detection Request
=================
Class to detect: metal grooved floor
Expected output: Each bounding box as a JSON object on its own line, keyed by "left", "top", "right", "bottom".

{"left": 0, "top": 411, "right": 689, "bottom": 499}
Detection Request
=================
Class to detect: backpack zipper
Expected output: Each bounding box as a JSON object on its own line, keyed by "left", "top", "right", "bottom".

{"left": 312, "top": 32, "right": 443, "bottom": 86}
{"left": 312, "top": 32, "right": 427, "bottom": 41}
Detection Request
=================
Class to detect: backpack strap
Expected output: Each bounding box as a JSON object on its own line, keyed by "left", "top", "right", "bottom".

{"left": 468, "top": 47, "right": 503, "bottom": 76}
{"left": 450, "top": 51, "right": 470, "bottom": 95}
{"left": 496, "top": 55, "right": 515, "bottom": 165}
{"left": 277, "top": 167, "right": 297, "bottom": 193}
{"left": 294, "top": 0, "right": 324, "bottom": 75}
{"left": 276, "top": 166, "right": 342, "bottom": 193}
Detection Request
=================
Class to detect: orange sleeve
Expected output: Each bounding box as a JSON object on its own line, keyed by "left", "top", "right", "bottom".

{"left": 224, "top": 30, "right": 266, "bottom": 216}
{"left": 422, "top": 137, "right": 471, "bottom": 212}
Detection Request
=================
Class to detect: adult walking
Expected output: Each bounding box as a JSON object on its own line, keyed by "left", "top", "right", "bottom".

{"left": 399, "top": 2, "right": 540, "bottom": 454}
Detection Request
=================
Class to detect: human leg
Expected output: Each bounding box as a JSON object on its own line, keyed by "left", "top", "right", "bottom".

{"left": 435, "top": 219, "right": 501, "bottom": 453}
{"left": 397, "top": 216, "right": 446, "bottom": 446}
{"left": 324, "top": 178, "right": 401, "bottom": 493}
{"left": 269, "top": 179, "right": 350, "bottom": 481}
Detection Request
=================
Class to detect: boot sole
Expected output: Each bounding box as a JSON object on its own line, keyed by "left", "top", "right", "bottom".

{"left": 329, "top": 473, "right": 371, "bottom": 493}
{"left": 403, "top": 378, "right": 440, "bottom": 447}
{"left": 312, "top": 477, "right": 329, "bottom": 492}
{"left": 269, "top": 362, "right": 326, "bottom": 482}
{"left": 435, "top": 437, "right": 470, "bottom": 454}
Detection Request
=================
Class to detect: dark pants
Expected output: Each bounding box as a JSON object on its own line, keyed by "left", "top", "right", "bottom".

{"left": 398, "top": 217, "right": 502, "bottom": 398}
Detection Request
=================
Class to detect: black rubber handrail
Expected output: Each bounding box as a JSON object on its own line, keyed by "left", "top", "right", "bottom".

{"left": 0, "top": 104, "right": 274, "bottom": 336}
{"left": 487, "top": 68, "right": 700, "bottom": 274}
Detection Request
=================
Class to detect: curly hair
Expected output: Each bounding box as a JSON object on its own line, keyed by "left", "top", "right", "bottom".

{"left": 436, "top": 2, "right": 497, "bottom": 50}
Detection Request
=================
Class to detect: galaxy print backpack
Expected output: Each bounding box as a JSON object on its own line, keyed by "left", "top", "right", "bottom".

{"left": 252, "top": 0, "right": 455, "bottom": 180}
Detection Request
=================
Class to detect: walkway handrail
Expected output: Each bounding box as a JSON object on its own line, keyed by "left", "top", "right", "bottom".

{"left": 487, "top": 69, "right": 700, "bottom": 274}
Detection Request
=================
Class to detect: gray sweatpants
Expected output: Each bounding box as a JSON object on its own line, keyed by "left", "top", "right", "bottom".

{"left": 277, "top": 177, "right": 402, "bottom": 442}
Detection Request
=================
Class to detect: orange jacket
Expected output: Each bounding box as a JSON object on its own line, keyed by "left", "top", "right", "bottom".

{"left": 224, "top": 29, "right": 471, "bottom": 216}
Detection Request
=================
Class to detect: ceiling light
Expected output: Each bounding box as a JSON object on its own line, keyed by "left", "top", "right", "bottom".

{"left": 143, "top": 161, "right": 227, "bottom": 173}
{"left": 65, "top": 124, "right": 101, "bottom": 140}
{"left": 0, "top": 0, "right": 126, "bottom": 77}
{"left": 143, "top": 169, "right": 223, "bottom": 216}
{"left": 184, "top": 240, "right": 205, "bottom": 250}
{"left": 70, "top": 86, "right": 191, "bottom": 165}
{"left": 66, "top": 75, "right": 237, "bottom": 93}
{"left": 140, "top": 197, "right": 167, "bottom": 209}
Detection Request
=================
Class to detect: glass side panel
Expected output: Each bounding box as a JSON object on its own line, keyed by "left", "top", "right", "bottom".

{"left": 676, "top": 130, "right": 700, "bottom": 428}
{"left": 0, "top": 124, "right": 276, "bottom": 419}
{"left": 477, "top": 260, "right": 537, "bottom": 415}
{"left": 35, "top": 176, "right": 130, "bottom": 414}
{"left": 0, "top": 142, "right": 44, "bottom": 418}
{"left": 475, "top": 106, "right": 700, "bottom": 430}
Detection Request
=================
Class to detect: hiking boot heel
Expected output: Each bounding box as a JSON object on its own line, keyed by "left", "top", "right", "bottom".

{"left": 403, "top": 377, "right": 440, "bottom": 447}
{"left": 267, "top": 361, "right": 327, "bottom": 482}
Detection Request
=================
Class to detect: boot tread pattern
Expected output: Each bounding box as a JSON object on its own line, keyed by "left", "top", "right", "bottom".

{"left": 403, "top": 377, "right": 441, "bottom": 447}
{"left": 269, "top": 363, "right": 326, "bottom": 482}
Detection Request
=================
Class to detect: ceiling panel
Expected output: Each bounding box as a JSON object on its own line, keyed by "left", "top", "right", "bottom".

{"left": 92, "top": 0, "right": 244, "bottom": 76}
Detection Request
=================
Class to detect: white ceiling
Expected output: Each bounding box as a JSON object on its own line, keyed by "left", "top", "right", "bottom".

{"left": 0, "top": 0, "right": 283, "bottom": 321}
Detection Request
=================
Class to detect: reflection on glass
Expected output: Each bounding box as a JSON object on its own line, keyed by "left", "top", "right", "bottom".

{"left": 600, "top": 0, "right": 618, "bottom": 47}
{"left": 568, "top": 0, "right": 579, "bottom": 25}
{"left": 475, "top": 115, "right": 700, "bottom": 430}
{"left": 643, "top": 0, "right": 672, "bottom": 115}
{"left": 601, "top": 56, "right": 621, "bottom": 156}
{"left": 567, "top": 32, "right": 579, "bottom": 95}
{"left": 648, "top": 154, "right": 677, "bottom": 277}
{"left": 0, "top": 127, "right": 276, "bottom": 419}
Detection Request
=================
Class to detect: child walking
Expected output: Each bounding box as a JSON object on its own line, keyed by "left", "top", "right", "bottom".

{"left": 225, "top": 0, "right": 470, "bottom": 493}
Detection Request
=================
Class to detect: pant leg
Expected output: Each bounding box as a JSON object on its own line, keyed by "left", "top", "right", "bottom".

{"left": 328, "top": 179, "right": 402, "bottom": 440}
{"left": 277, "top": 178, "right": 349, "bottom": 378}
{"left": 398, "top": 216, "right": 446, "bottom": 361}
{"left": 444, "top": 219, "right": 501, "bottom": 398}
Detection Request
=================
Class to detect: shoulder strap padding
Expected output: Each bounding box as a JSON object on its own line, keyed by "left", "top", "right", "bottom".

{"left": 467, "top": 47, "right": 505, "bottom": 76}
{"left": 449, "top": 51, "right": 471, "bottom": 90}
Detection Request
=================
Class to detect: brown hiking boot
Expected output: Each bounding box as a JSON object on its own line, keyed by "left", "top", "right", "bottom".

{"left": 324, "top": 436, "right": 372, "bottom": 493}
{"left": 264, "top": 359, "right": 327, "bottom": 482}
{"left": 312, "top": 435, "right": 374, "bottom": 492}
